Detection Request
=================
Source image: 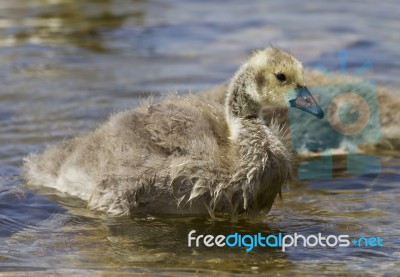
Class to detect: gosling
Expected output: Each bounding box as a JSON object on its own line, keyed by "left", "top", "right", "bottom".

{"left": 23, "top": 47, "right": 324, "bottom": 218}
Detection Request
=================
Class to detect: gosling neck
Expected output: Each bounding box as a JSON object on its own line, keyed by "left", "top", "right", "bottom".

{"left": 226, "top": 69, "right": 262, "bottom": 119}
{"left": 225, "top": 68, "right": 263, "bottom": 140}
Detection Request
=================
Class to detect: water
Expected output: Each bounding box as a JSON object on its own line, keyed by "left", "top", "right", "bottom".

{"left": 1, "top": 0, "right": 399, "bottom": 275}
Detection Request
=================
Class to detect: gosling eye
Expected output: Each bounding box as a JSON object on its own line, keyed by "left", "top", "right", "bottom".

{"left": 275, "top": 73, "right": 286, "bottom": 82}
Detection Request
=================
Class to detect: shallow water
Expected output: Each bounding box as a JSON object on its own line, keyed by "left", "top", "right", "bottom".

{"left": 0, "top": 0, "right": 399, "bottom": 275}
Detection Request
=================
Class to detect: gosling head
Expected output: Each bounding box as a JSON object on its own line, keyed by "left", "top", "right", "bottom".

{"left": 229, "top": 47, "right": 324, "bottom": 119}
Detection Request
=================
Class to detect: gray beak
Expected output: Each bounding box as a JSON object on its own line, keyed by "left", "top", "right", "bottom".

{"left": 289, "top": 86, "right": 324, "bottom": 119}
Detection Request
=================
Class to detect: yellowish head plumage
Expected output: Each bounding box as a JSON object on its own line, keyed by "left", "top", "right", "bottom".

{"left": 227, "top": 46, "right": 324, "bottom": 120}
{"left": 246, "top": 47, "right": 305, "bottom": 107}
